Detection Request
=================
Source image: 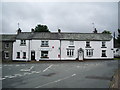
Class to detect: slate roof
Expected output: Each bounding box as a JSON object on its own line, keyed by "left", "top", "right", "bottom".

{"left": 0, "top": 34, "right": 16, "bottom": 41}
{"left": 16, "top": 32, "right": 112, "bottom": 41}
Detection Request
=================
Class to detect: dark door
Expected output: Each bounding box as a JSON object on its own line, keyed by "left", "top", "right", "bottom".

{"left": 31, "top": 51, "right": 35, "bottom": 60}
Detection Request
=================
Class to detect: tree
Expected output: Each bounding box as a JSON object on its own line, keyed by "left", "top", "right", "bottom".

{"left": 34, "top": 24, "right": 50, "bottom": 32}
{"left": 102, "top": 30, "right": 111, "bottom": 34}
{"left": 117, "top": 29, "right": 120, "bottom": 44}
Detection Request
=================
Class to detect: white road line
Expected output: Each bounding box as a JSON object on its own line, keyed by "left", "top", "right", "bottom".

{"left": 20, "top": 66, "right": 34, "bottom": 72}
{"left": 43, "top": 65, "right": 53, "bottom": 72}
{"left": 35, "top": 74, "right": 76, "bottom": 88}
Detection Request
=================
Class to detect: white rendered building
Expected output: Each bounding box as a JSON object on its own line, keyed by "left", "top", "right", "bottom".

{"left": 13, "top": 29, "right": 114, "bottom": 61}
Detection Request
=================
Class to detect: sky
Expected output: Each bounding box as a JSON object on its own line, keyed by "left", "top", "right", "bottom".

{"left": 1, "top": 1, "right": 119, "bottom": 36}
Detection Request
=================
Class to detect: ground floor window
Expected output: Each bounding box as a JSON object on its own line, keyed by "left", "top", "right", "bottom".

{"left": 67, "top": 49, "right": 74, "bottom": 57}
{"left": 102, "top": 50, "right": 107, "bottom": 57}
{"left": 5, "top": 52, "right": 9, "bottom": 59}
{"left": 86, "top": 49, "right": 93, "bottom": 57}
{"left": 41, "top": 51, "right": 48, "bottom": 58}
{"left": 17, "top": 52, "right": 20, "bottom": 58}
{"left": 23, "top": 52, "right": 26, "bottom": 59}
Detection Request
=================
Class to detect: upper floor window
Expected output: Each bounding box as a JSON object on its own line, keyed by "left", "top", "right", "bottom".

{"left": 5, "top": 43, "right": 9, "bottom": 48}
{"left": 20, "top": 40, "right": 26, "bottom": 45}
{"left": 41, "top": 41, "right": 49, "bottom": 47}
{"left": 101, "top": 50, "right": 107, "bottom": 57}
{"left": 86, "top": 41, "right": 91, "bottom": 48}
{"left": 102, "top": 41, "right": 106, "bottom": 48}
{"left": 67, "top": 49, "right": 74, "bottom": 57}
{"left": 86, "top": 49, "right": 93, "bottom": 57}
{"left": 70, "top": 41, "right": 74, "bottom": 45}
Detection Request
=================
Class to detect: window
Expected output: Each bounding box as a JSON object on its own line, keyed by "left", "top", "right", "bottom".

{"left": 41, "top": 41, "right": 49, "bottom": 47}
{"left": 41, "top": 51, "right": 48, "bottom": 58}
{"left": 20, "top": 40, "right": 26, "bottom": 45}
{"left": 5, "top": 43, "right": 9, "bottom": 48}
{"left": 67, "top": 49, "right": 74, "bottom": 57}
{"left": 17, "top": 52, "right": 20, "bottom": 58}
{"left": 102, "top": 41, "right": 106, "bottom": 48}
{"left": 86, "top": 49, "right": 93, "bottom": 57}
{"left": 23, "top": 52, "right": 26, "bottom": 59}
{"left": 86, "top": 41, "right": 91, "bottom": 48}
{"left": 5, "top": 52, "right": 9, "bottom": 59}
{"left": 70, "top": 41, "right": 74, "bottom": 45}
{"left": 102, "top": 50, "right": 107, "bottom": 57}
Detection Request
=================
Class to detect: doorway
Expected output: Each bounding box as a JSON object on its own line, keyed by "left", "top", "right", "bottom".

{"left": 31, "top": 51, "right": 35, "bottom": 60}
{"left": 78, "top": 48, "right": 84, "bottom": 60}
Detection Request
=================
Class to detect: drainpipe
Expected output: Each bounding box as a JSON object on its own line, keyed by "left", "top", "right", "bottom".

{"left": 28, "top": 40, "right": 30, "bottom": 61}
{"left": 60, "top": 39, "right": 61, "bottom": 60}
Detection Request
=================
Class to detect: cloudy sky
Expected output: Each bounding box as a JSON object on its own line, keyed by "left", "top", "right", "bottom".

{"left": 1, "top": 1, "right": 118, "bottom": 35}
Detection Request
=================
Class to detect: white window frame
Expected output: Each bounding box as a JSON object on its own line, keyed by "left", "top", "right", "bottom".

{"left": 102, "top": 41, "right": 106, "bottom": 47}
{"left": 17, "top": 52, "right": 20, "bottom": 58}
{"left": 102, "top": 50, "right": 107, "bottom": 57}
{"left": 20, "top": 40, "right": 26, "bottom": 45}
{"left": 70, "top": 41, "right": 74, "bottom": 45}
{"left": 67, "top": 49, "right": 74, "bottom": 57}
{"left": 86, "top": 41, "right": 91, "bottom": 48}
{"left": 86, "top": 49, "right": 93, "bottom": 57}
{"left": 41, "top": 41, "right": 49, "bottom": 47}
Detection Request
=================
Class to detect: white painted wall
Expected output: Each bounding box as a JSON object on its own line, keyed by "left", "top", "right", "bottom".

{"left": 13, "top": 38, "right": 114, "bottom": 61}
{"left": 13, "top": 40, "right": 29, "bottom": 61}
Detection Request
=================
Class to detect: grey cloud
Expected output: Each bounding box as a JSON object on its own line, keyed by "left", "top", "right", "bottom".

{"left": 2, "top": 2, "right": 118, "bottom": 35}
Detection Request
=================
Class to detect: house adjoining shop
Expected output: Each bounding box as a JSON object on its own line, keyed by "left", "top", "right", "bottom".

{"left": 12, "top": 28, "right": 114, "bottom": 61}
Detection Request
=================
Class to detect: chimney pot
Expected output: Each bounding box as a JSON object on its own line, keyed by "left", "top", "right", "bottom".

{"left": 58, "top": 29, "right": 61, "bottom": 33}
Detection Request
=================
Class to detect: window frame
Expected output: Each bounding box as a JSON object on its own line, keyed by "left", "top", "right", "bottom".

{"left": 20, "top": 40, "right": 26, "bottom": 46}
{"left": 41, "top": 41, "right": 49, "bottom": 47}
{"left": 70, "top": 41, "right": 74, "bottom": 45}
{"left": 41, "top": 51, "right": 49, "bottom": 58}
{"left": 5, "top": 43, "right": 9, "bottom": 48}
{"left": 5, "top": 52, "right": 9, "bottom": 59}
{"left": 86, "top": 49, "right": 93, "bottom": 57}
{"left": 23, "top": 52, "right": 26, "bottom": 59}
{"left": 101, "top": 50, "right": 107, "bottom": 57}
{"left": 86, "top": 41, "right": 91, "bottom": 48}
{"left": 17, "top": 52, "right": 20, "bottom": 59}
{"left": 67, "top": 49, "right": 74, "bottom": 57}
{"left": 101, "top": 41, "right": 106, "bottom": 48}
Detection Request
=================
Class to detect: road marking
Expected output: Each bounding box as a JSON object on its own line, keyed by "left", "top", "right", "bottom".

{"left": 20, "top": 66, "right": 34, "bottom": 72}
{"left": 0, "top": 77, "right": 6, "bottom": 80}
{"left": 35, "top": 74, "right": 76, "bottom": 88}
{"left": 43, "top": 65, "right": 53, "bottom": 72}
{"left": 16, "top": 65, "right": 20, "bottom": 66}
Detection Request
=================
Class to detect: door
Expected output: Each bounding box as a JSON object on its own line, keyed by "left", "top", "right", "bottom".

{"left": 79, "top": 51, "right": 83, "bottom": 60}
{"left": 31, "top": 51, "right": 35, "bottom": 60}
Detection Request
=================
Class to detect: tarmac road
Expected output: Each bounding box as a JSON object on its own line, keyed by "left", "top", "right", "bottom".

{"left": 1, "top": 60, "right": 118, "bottom": 88}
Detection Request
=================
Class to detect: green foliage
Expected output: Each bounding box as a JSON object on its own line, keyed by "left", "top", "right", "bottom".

{"left": 34, "top": 24, "right": 50, "bottom": 32}
{"left": 117, "top": 29, "right": 120, "bottom": 44}
{"left": 102, "top": 30, "right": 111, "bottom": 34}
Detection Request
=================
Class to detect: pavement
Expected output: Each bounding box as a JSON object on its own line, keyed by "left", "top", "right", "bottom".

{"left": 0, "top": 60, "right": 118, "bottom": 88}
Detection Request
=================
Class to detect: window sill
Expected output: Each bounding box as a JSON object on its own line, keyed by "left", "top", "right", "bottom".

{"left": 20, "top": 44, "right": 26, "bottom": 46}
{"left": 85, "top": 46, "right": 91, "bottom": 48}
{"left": 41, "top": 45, "right": 49, "bottom": 47}
{"left": 101, "top": 47, "right": 107, "bottom": 48}
{"left": 101, "top": 56, "right": 107, "bottom": 57}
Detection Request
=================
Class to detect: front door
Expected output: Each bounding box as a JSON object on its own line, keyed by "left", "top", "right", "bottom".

{"left": 31, "top": 51, "right": 35, "bottom": 60}
{"left": 79, "top": 51, "right": 83, "bottom": 60}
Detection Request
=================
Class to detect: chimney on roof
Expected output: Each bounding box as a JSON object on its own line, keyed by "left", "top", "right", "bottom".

{"left": 31, "top": 28, "right": 34, "bottom": 32}
{"left": 58, "top": 29, "right": 61, "bottom": 33}
{"left": 93, "top": 28, "right": 97, "bottom": 33}
{"left": 17, "top": 28, "right": 21, "bottom": 34}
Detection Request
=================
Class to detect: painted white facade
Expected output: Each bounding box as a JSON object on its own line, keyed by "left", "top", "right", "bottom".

{"left": 13, "top": 38, "right": 114, "bottom": 61}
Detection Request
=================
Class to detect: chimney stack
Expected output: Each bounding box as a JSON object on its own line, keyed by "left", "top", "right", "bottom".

{"left": 93, "top": 28, "right": 97, "bottom": 33}
{"left": 31, "top": 28, "right": 34, "bottom": 32}
{"left": 58, "top": 29, "right": 61, "bottom": 33}
{"left": 17, "top": 28, "right": 21, "bottom": 34}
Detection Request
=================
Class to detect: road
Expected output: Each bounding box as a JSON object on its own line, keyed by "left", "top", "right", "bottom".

{"left": 1, "top": 60, "right": 118, "bottom": 88}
